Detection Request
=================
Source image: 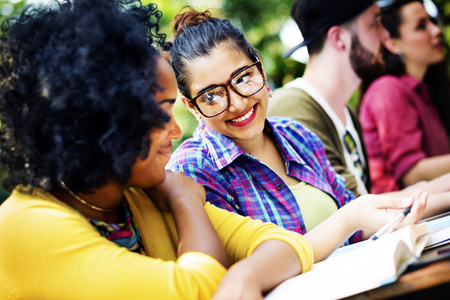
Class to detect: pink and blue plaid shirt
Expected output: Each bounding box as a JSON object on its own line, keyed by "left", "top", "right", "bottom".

{"left": 168, "top": 117, "right": 361, "bottom": 245}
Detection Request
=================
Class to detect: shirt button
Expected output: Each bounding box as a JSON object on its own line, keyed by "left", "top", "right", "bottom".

{"left": 276, "top": 183, "right": 283, "bottom": 190}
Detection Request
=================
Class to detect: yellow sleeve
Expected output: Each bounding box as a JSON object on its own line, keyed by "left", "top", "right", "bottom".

{"left": 0, "top": 192, "right": 226, "bottom": 300}
{"left": 204, "top": 202, "right": 313, "bottom": 273}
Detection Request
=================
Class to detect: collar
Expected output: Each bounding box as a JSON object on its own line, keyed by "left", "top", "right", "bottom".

{"left": 194, "top": 118, "right": 307, "bottom": 171}
{"left": 285, "top": 78, "right": 354, "bottom": 137}
{"left": 398, "top": 74, "right": 427, "bottom": 91}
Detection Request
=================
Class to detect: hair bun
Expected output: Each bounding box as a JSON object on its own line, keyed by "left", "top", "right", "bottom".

{"left": 172, "top": 6, "right": 213, "bottom": 36}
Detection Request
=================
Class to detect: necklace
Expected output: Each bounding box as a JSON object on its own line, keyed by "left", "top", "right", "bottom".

{"left": 59, "top": 180, "right": 121, "bottom": 213}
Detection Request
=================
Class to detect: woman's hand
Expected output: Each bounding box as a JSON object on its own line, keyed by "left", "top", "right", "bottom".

{"left": 212, "top": 263, "right": 263, "bottom": 300}
{"left": 146, "top": 170, "right": 228, "bottom": 267}
{"left": 345, "top": 190, "right": 427, "bottom": 237}
{"left": 305, "top": 190, "right": 427, "bottom": 262}
{"left": 212, "top": 240, "right": 302, "bottom": 300}
{"left": 145, "top": 170, "right": 206, "bottom": 211}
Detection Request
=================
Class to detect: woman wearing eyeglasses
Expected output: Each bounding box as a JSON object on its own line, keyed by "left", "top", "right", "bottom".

{"left": 359, "top": 0, "right": 450, "bottom": 194}
{"left": 166, "top": 7, "right": 427, "bottom": 262}
{"left": 0, "top": 1, "right": 319, "bottom": 299}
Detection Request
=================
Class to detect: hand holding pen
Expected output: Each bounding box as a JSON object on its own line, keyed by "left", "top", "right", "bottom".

{"left": 368, "top": 191, "right": 427, "bottom": 241}
{"left": 370, "top": 206, "right": 412, "bottom": 241}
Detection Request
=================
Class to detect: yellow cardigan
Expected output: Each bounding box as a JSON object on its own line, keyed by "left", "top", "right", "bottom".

{"left": 0, "top": 187, "right": 312, "bottom": 299}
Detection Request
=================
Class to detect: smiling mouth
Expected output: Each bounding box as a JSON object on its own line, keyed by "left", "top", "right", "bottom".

{"left": 158, "top": 143, "right": 173, "bottom": 158}
{"left": 230, "top": 107, "right": 255, "bottom": 123}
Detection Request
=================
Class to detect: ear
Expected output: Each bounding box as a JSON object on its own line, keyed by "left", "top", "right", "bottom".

{"left": 327, "top": 25, "right": 351, "bottom": 51}
{"left": 180, "top": 95, "right": 202, "bottom": 119}
{"left": 383, "top": 38, "right": 402, "bottom": 55}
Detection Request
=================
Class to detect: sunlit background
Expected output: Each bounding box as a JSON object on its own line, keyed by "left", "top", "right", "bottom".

{"left": 0, "top": 0, "right": 449, "bottom": 200}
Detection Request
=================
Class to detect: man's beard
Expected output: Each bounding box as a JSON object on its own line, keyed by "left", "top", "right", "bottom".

{"left": 349, "top": 34, "right": 386, "bottom": 82}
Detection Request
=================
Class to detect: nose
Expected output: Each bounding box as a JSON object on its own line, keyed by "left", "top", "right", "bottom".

{"left": 430, "top": 21, "right": 442, "bottom": 37}
{"left": 227, "top": 89, "right": 248, "bottom": 113}
{"left": 378, "top": 23, "right": 390, "bottom": 42}
{"left": 168, "top": 117, "right": 182, "bottom": 140}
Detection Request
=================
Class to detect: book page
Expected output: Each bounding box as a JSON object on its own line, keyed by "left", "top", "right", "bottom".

{"left": 266, "top": 224, "right": 430, "bottom": 300}
{"left": 328, "top": 223, "right": 429, "bottom": 259}
{"left": 425, "top": 226, "right": 450, "bottom": 249}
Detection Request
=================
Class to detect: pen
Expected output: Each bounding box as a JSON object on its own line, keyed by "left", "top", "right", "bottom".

{"left": 369, "top": 206, "right": 412, "bottom": 241}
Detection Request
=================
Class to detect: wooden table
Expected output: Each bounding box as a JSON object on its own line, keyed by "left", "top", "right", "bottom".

{"left": 346, "top": 260, "right": 450, "bottom": 299}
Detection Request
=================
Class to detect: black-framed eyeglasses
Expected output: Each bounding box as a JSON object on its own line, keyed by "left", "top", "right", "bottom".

{"left": 188, "top": 60, "right": 265, "bottom": 118}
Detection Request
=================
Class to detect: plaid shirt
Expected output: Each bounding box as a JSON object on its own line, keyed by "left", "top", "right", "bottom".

{"left": 168, "top": 117, "right": 361, "bottom": 244}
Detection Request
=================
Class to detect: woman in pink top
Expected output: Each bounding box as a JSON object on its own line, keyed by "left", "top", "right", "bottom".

{"left": 359, "top": 0, "right": 450, "bottom": 194}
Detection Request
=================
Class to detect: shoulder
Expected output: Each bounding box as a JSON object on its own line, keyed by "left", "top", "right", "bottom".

{"left": 269, "top": 86, "right": 325, "bottom": 122}
{"left": 0, "top": 188, "right": 82, "bottom": 221}
{"left": 362, "top": 75, "right": 412, "bottom": 112}
{"left": 268, "top": 116, "right": 312, "bottom": 133}
{"left": 0, "top": 189, "right": 90, "bottom": 232}
{"left": 272, "top": 86, "right": 311, "bottom": 100}
{"left": 168, "top": 138, "right": 209, "bottom": 168}
{"left": 0, "top": 189, "right": 98, "bottom": 260}
{"left": 365, "top": 75, "right": 408, "bottom": 99}
{"left": 268, "top": 117, "right": 325, "bottom": 148}
{"left": 270, "top": 87, "right": 314, "bottom": 108}
{"left": 369, "top": 75, "right": 404, "bottom": 88}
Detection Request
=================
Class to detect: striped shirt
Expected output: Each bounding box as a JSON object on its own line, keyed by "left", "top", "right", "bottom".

{"left": 168, "top": 117, "right": 361, "bottom": 244}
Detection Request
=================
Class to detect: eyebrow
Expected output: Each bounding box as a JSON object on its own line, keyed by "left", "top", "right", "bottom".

{"left": 195, "top": 64, "right": 252, "bottom": 97}
{"left": 158, "top": 98, "right": 176, "bottom": 105}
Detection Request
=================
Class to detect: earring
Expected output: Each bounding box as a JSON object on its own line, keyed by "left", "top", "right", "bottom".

{"left": 195, "top": 114, "right": 201, "bottom": 122}
{"left": 267, "top": 85, "right": 273, "bottom": 98}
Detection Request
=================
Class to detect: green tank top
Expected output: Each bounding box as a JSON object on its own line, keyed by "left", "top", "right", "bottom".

{"left": 289, "top": 182, "right": 338, "bottom": 231}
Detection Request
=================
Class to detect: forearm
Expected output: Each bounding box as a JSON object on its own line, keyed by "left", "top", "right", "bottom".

{"left": 217, "top": 240, "right": 302, "bottom": 296}
{"left": 304, "top": 204, "right": 355, "bottom": 262}
{"left": 243, "top": 240, "right": 301, "bottom": 291}
{"left": 421, "top": 192, "right": 450, "bottom": 219}
{"left": 385, "top": 174, "right": 450, "bottom": 200}
{"left": 171, "top": 201, "right": 228, "bottom": 268}
{"left": 402, "top": 155, "right": 450, "bottom": 187}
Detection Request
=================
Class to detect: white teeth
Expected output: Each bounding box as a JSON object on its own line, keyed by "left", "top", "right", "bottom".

{"left": 231, "top": 107, "right": 254, "bottom": 123}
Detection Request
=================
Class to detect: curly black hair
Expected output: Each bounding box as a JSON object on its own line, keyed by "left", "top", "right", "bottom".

{"left": 0, "top": 0, "right": 169, "bottom": 193}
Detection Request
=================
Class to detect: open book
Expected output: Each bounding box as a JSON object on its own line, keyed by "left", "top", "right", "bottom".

{"left": 422, "top": 211, "right": 450, "bottom": 250}
{"left": 265, "top": 223, "right": 430, "bottom": 300}
{"left": 408, "top": 212, "right": 450, "bottom": 269}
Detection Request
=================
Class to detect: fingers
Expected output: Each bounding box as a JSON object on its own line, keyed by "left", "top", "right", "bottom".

{"left": 365, "top": 194, "right": 413, "bottom": 210}
{"left": 400, "top": 190, "right": 427, "bottom": 227}
{"left": 371, "top": 190, "right": 427, "bottom": 211}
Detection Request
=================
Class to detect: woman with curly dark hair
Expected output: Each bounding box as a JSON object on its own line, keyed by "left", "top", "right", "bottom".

{"left": 0, "top": 0, "right": 314, "bottom": 299}
{"left": 359, "top": 0, "right": 450, "bottom": 194}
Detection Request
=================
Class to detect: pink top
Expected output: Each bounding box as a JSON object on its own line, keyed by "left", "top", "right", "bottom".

{"left": 359, "top": 74, "right": 449, "bottom": 194}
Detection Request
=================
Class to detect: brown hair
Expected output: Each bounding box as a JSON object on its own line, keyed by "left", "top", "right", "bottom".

{"left": 165, "top": 7, "right": 259, "bottom": 99}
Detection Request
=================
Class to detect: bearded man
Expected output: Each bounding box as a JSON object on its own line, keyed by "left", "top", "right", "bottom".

{"left": 269, "top": 0, "right": 388, "bottom": 196}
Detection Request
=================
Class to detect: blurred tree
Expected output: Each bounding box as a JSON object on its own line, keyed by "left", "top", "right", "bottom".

{"left": 0, "top": 0, "right": 27, "bottom": 27}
